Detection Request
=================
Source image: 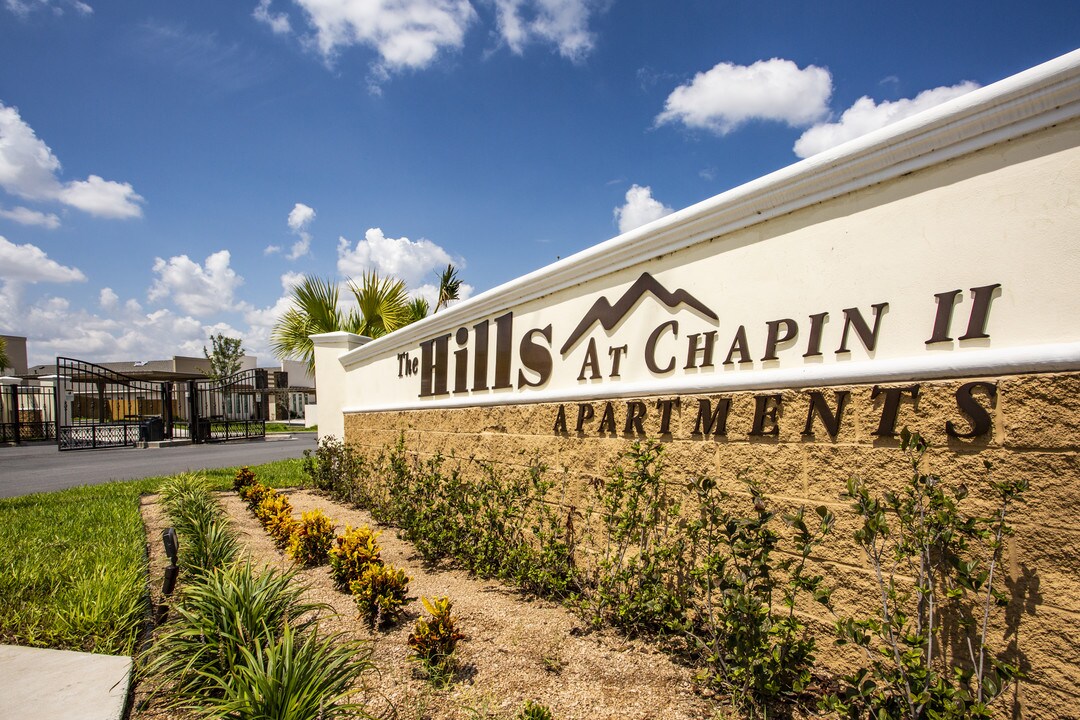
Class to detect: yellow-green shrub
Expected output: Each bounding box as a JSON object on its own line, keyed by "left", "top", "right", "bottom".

{"left": 233, "top": 466, "right": 257, "bottom": 492}
{"left": 287, "top": 510, "right": 336, "bottom": 566}
{"left": 238, "top": 481, "right": 270, "bottom": 509}
{"left": 349, "top": 562, "right": 410, "bottom": 628}
{"left": 254, "top": 491, "right": 290, "bottom": 524}
{"left": 328, "top": 525, "right": 382, "bottom": 590}
{"left": 408, "top": 596, "right": 465, "bottom": 684}
{"left": 253, "top": 492, "right": 296, "bottom": 548}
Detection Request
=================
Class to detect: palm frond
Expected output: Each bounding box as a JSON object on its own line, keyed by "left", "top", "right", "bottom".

{"left": 348, "top": 271, "right": 410, "bottom": 338}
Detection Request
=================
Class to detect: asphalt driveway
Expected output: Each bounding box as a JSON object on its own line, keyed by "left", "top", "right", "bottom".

{"left": 0, "top": 434, "right": 318, "bottom": 499}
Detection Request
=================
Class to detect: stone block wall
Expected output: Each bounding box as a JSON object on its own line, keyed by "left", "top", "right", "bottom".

{"left": 345, "top": 371, "right": 1080, "bottom": 717}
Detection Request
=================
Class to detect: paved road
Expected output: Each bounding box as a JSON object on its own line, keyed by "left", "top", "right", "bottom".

{"left": 0, "top": 434, "right": 318, "bottom": 499}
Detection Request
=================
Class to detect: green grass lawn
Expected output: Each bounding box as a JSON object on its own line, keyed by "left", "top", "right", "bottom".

{"left": 264, "top": 422, "right": 317, "bottom": 433}
{"left": 0, "top": 457, "right": 307, "bottom": 656}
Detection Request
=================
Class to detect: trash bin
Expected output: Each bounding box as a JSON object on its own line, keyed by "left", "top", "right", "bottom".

{"left": 140, "top": 417, "right": 165, "bottom": 442}
{"left": 194, "top": 418, "right": 211, "bottom": 443}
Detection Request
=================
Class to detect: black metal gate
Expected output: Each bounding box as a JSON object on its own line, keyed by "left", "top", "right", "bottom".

{"left": 187, "top": 369, "right": 268, "bottom": 443}
{"left": 55, "top": 357, "right": 178, "bottom": 450}
{"left": 55, "top": 358, "right": 268, "bottom": 450}
{"left": 0, "top": 384, "right": 56, "bottom": 444}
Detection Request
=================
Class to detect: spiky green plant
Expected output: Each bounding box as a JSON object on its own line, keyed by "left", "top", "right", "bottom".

{"left": 196, "top": 622, "right": 375, "bottom": 720}
{"left": 519, "top": 700, "right": 554, "bottom": 720}
{"left": 143, "top": 562, "right": 323, "bottom": 708}
{"left": 159, "top": 473, "right": 237, "bottom": 576}
{"left": 434, "top": 263, "right": 461, "bottom": 313}
{"left": 406, "top": 296, "right": 430, "bottom": 323}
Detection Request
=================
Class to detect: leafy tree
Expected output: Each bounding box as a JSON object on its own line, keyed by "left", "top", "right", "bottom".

{"left": 202, "top": 334, "right": 245, "bottom": 381}
{"left": 0, "top": 336, "right": 9, "bottom": 374}
{"left": 434, "top": 264, "right": 461, "bottom": 313}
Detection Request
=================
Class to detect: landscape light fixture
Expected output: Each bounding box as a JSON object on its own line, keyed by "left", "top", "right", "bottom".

{"left": 161, "top": 527, "right": 179, "bottom": 596}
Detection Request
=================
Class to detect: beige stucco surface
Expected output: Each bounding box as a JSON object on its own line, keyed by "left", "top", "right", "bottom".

{"left": 345, "top": 371, "right": 1080, "bottom": 718}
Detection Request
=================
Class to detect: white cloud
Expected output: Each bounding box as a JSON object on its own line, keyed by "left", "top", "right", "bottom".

{"left": 4, "top": 0, "right": 92, "bottom": 17}
{"left": 0, "top": 101, "right": 144, "bottom": 219}
{"left": 287, "top": 236, "right": 310, "bottom": 260}
{"left": 0, "top": 102, "right": 62, "bottom": 200}
{"left": 19, "top": 300, "right": 210, "bottom": 364}
{"left": 254, "top": 0, "right": 291, "bottom": 34}
{"left": 793, "top": 81, "right": 980, "bottom": 158}
{"left": 614, "top": 184, "right": 673, "bottom": 234}
{"left": 58, "top": 175, "right": 144, "bottom": 219}
{"left": 292, "top": 0, "right": 475, "bottom": 75}
{"left": 0, "top": 205, "right": 61, "bottom": 228}
{"left": 656, "top": 58, "right": 832, "bottom": 135}
{"left": 264, "top": 244, "right": 282, "bottom": 255}
{"left": 148, "top": 250, "right": 244, "bottom": 317}
{"left": 337, "top": 227, "right": 460, "bottom": 288}
{"left": 284, "top": 201, "right": 314, "bottom": 260}
{"left": 99, "top": 286, "right": 118, "bottom": 310}
{"left": 287, "top": 202, "right": 315, "bottom": 230}
{"left": 0, "top": 235, "right": 85, "bottom": 283}
{"left": 492, "top": 0, "right": 598, "bottom": 61}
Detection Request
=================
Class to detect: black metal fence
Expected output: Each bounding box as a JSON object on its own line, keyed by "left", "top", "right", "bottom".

{"left": 0, "top": 384, "right": 56, "bottom": 444}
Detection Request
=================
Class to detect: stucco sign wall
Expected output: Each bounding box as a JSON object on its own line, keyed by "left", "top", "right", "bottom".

{"left": 309, "top": 51, "right": 1080, "bottom": 719}
{"left": 312, "top": 50, "right": 1080, "bottom": 434}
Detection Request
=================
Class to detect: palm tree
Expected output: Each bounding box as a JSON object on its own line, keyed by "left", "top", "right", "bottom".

{"left": 271, "top": 272, "right": 420, "bottom": 373}
{"left": 271, "top": 276, "right": 348, "bottom": 373}
{"left": 434, "top": 264, "right": 461, "bottom": 313}
{"left": 406, "top": 296, "right": 430, "bottom": 324}
{"left": 348, "top": 271, "right": 410, "bottom": 338}
{"left": 0, "top": 336, "right": 9, "bottom": 373}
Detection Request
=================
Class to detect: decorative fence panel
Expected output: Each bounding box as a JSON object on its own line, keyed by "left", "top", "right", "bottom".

{"left": 0, "top": 385, "right": 56, "bottom": 444}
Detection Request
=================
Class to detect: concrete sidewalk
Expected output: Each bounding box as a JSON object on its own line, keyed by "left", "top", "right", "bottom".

{"left": 0, "top": 645, "right": 131, "bottom": 720}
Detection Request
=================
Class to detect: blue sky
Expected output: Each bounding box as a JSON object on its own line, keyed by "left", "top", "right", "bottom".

{"left": 1, "top": 0, "right": 1077, "bottom": 367}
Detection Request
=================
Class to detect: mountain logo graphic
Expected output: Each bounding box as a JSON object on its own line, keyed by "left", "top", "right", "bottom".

{"left": 559, "top": 272, "right": 719, "bottom": 355}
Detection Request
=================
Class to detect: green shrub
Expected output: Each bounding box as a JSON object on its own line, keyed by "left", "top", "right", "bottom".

{"left": 287, "top": 509, "right": 337, "bottom": 566}
{"left": 349, "top": 562, "right": 410, "bottom": 628}
{"left": 232, "top": 466, "right": 257, "bottom": 492}
{"left": 822, "top": 430, "right": 1027, "bottom": 720}
{"left": 143, "top": 563, "right": 322, "bottom": 708}
{"left": 584, "top": 441, "right": 690, "bottom": 636}
{"left": 329, "top": 525, "right": 382, "bottom": 590}
{"left": 408, "top": 596, "right": 465, "bottom": 685}
{"left": 302, "top": 436, "right": 364, "bottom": 500}
{"left": 687, "top": 475, "right": 833, "bottom": 717}
{"left": 195, "top": 622, "right": 375, "bottom": 720}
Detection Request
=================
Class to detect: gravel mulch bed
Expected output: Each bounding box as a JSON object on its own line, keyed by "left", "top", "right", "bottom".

{"left": 137, "top": 488, "right": 716, "bottom": 720}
